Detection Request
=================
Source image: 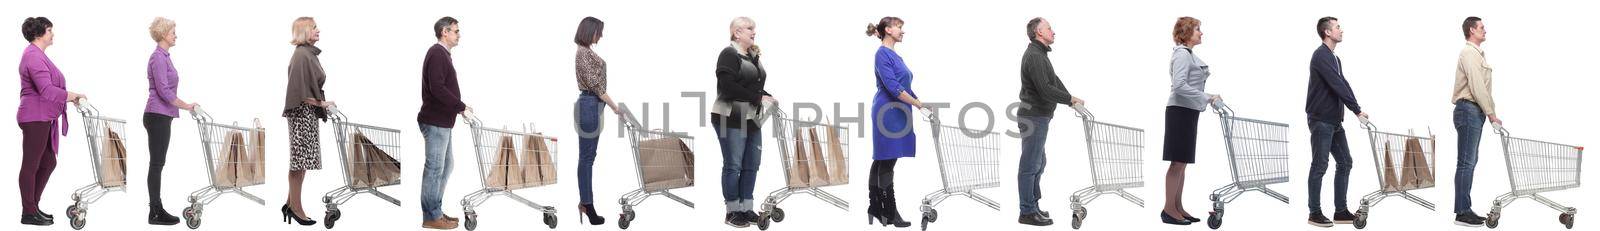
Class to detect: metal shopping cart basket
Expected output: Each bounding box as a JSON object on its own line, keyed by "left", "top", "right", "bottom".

{"left": 918, "top": 114, "right": 1002, "bottom": 231}
{"left": 1204, "top": 99, "right": 1291, "bottom": 229}
{"left": 754, "top": 109, "right": 851, "bottom": 230}
{"left": 1484, "top": 124, "right": 1583, "bottom": 229}
{"left": 460, "top": 113, "right": 560, "bottom": 230}
{"left": 616, "top": 110, "right": 696, "bottom": 229}
{"left": 1067, "top": 105, "right": 1146, "bottom": 229}
{"left": 62, "top": 101, "right": 128, "bottom": 230}
{"left": 321, "top": 107, "right": 403, "bottom": 229}
{"left": 182, "top": 106, "right": 267, "bottom": 229}
{"left": 1350, "top": 117, "right": 1437, "bottom": 229}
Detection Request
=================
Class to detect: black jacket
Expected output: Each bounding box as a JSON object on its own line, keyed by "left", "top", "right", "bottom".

{"left": 1305, "top": 44, "right": 1362, "bottom": 123}
{"left": 1018, "top": 41, "right": 1074, "bottom": 117}
{"left": 713, "top": 46, "right": 768, "bottom": 129}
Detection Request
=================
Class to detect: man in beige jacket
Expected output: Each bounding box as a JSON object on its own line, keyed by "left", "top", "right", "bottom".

{"left": 1451, "top": 16, "right": 1500, "bottom": 227}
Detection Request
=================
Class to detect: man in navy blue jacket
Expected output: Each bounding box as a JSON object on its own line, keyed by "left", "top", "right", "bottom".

{"left": 1305, "top": 16, "right": 1369, "bottom": 228}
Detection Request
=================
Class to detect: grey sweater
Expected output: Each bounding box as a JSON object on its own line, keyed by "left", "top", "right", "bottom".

{"left": 1017, "top": 41, "right": 1074, "bottom": 117}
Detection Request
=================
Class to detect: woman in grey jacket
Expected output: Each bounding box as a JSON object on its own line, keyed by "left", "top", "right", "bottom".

{"left": 1160, "top": 16, "right": 1219, "bottom": 226}
{"left": 712, "top": 17, "right": 775, "bottom": 228}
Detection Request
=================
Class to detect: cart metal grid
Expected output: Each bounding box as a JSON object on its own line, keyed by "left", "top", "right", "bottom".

{"left": 1067, "top": 105, "right": 1146, "bottom": 229}
{"left": 1484, "top": 124, "right": 1583, "bottom": 229}
{"left": 1204, "top": 100, "right": 1291, "bottom": 229}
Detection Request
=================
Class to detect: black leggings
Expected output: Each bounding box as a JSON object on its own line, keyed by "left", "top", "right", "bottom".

{"left": 868, "top": 159, "right": 897, "bottom": 189}
{"left": 143, "top": 113, "right": 173, "bottom": 211}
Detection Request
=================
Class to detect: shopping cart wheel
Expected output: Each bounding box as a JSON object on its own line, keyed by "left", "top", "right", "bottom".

{"left": 1485, "top": 211, "right": 1500, "bottom": 229}
{"left": 924, "top": 209, "right": 938, "bottom": 222}
{"left": 66, "top": 204, "right": 85, "bottom": 230}
{"left": 1070, "top": 208, "right": 1085, "bottom": 229}
{"left": 618, "top": 213, "right": 632, "bottom": 229}
{"left": 183, "top": 206, "right": 201, "bottom": 229}
{"left": 1559, "top": 213, "right": 1574, "bottom": 229}
{"left": 323, "top": 208, "right": 340, "bottom": 229}
{"left": 543, "top": 212, "right": 558, "bottom": 229}
{"left": 770, "top": 207, "right": 786, "bottom": 222}
{"left": 1206, "top": 211, "right": 1223, "bottom": 229}
{"left": 756, "top": 213, "right": 771, "bottom": 230}
{"left": 1353, "top": 211, "right": 1368, "bottom": 229}
{"left": 464, "top": 212, "right": 479, "bottom": 231}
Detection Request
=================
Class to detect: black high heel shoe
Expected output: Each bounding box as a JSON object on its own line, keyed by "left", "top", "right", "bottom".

{"left": 281, "top": 204, "right": 317, "bottom": 226}
{"left": 578, "top": 204, "right": 606, "bottom": 225}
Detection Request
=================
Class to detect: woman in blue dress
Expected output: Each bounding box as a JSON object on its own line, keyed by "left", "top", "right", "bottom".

{"left": 865, "top": 16, "right": 925, "bottom": 228}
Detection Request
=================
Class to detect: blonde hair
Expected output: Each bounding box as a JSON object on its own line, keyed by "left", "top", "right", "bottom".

{"left": 290, "top": 17, "right": 317, "bottom": 45}
{"left": 149, "top": 17, "right": 176, "bottom": 43}
{"left": 1173, "top": 17, "right": 1201, "bottom": 45}
{"left": 729, "top": 17, "right": 760, "bottom": 56}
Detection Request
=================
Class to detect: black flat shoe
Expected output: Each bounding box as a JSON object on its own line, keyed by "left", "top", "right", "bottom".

{"left": 1160, "top": 212, "right": 1192, "bottom": 225}
{"left": 1184, "top": 214, "right": 1200, "bottom": 223}
{"left": 1019, "top": 212, "right": 1054, "bottom": 226}
{"left": 21, "top": 213, "right": 53, "bottom": 226}
{"left": 39, "top": 211, "right": 53, "bottom": 221}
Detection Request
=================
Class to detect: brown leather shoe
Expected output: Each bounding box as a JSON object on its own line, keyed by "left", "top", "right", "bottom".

{"left": 422, "top": 218, "right": 458, "bottom": 230}
{"left": 443, "top": 215, "right": 459, "bottom": 222}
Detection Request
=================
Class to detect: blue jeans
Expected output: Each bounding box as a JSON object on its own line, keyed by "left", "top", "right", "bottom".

{"left": 1017, "top": 116, "right": 1050, "bottom": 214}
{"left": 1307, "top": 119, "right": 1352, "bottom": 213}
{"left": 419, "top": 123, "right": 455, "bottom": 220}
{"left": 575, "top": 93, "right": 603, "bottom": 204}
{"left": 712, "top": 117, "right": 762, "bottom": 212}
{"left": 1453, "top": 100, "right": 1485, "bottom": 214}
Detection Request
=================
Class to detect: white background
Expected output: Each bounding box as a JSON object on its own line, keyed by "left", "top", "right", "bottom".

{"left": 1, "top": 0, "right": 1594, "bottom": 230}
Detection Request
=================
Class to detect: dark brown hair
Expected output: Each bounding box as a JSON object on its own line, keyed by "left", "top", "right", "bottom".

{"left": 1462, "top": 16, "right": 1482, "bottom": 39}
{"left": 22, "top": 17, "right": 51, "bottom": 42}
{"left": 575, "top": 17, "right": 604, "bottom": 47}
{"left": 865, "top": 16, "right": 903, "bottom": 39}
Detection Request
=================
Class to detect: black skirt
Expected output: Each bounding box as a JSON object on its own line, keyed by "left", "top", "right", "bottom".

{"left": 1163, "top": 106, "right": 1201, "bottom": 163}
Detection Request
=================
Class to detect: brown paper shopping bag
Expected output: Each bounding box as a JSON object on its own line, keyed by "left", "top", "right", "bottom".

{"left": 787, "top": 128, "right": 811, "bottom": 187}
{"left": 1400, "top": 138, "right": 1434, "bottom": 189}
{"left": 639, "top": 137, "right": 693, "bottom": 190}
{"left": 214, "top": 131, "right": 248, "bottom": 187}
{"left": 1382, "top": 142, "right": 1400, "bottom": 191}
{"left": 99, "top": 128, "right": 128, "bottom": 187}
{"left": 487, "top": 136, "right": 524, "bottom": 189}
{"left": 345, "top": 132, "right": 370, "bottom": 187}
{"left": 825, "top": 124, "right": 848, "bottom": 185}
{"left": 522, "top": 135, "right": 557, "bottom": 187}
{"left": 806, "top": 128, "right": 831, "bottom": 186}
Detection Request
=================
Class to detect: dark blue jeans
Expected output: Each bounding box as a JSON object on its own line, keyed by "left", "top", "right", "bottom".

{"left": 713, "top": 117, "right": 762, "bottom": 212}
{"left": 575, "top": 93, "right": 603, "bottom": 205}
{"left": 1307, "top": 119, "right": 1352, "bottom": 213}
{"left": 1017, "top": 116, "right": 1050, "bottom": 214}
{"left": 1453, "top": 100, "right": 1485, "bottom": 214}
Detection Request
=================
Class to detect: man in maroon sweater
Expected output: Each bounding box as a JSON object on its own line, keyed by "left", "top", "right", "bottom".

{"left": 419, "top": 16, "right": 469, "bottom": 230}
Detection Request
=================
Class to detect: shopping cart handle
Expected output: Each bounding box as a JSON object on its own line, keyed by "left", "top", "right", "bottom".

{"left": 1491, "top": 122, "right": 1507, "bottom": 136}
{"left": 1358, "top": 116, "right": 1374, "bottom": 130}
{"left": 73, "top": 100, "right": 97, "bottom": 116}
{"left": 327, "top": 105, "right": 347, "bottom": 122}
{"left": 1070, "top": 104, "right": 1094, "bottom": 120}
{"left": 189, "top": 105, "right": 213, "bottom": 122}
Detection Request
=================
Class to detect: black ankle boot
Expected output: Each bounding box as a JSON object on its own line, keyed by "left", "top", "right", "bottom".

{"left": 578, "top": 204, "right": 606, "bottom": 225}
{"left": 149, "top": 208, "right": 180, "bottom": 225}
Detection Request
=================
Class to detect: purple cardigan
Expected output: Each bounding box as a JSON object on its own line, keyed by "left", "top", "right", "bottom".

{"left": 17, "top": 44, "right": 68, "bottom": 150}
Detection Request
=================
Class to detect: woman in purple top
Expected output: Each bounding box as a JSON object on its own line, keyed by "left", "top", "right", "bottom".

{"left": 17, "top": 17, "right": 85, "bottom": 226}
{"left": 143, "top": 17, "right": 196, "bottom": 226}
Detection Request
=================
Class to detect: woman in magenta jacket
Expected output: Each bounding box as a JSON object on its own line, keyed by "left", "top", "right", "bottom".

{"left": 17, "top": 17, "right": 85, "bottom": 226}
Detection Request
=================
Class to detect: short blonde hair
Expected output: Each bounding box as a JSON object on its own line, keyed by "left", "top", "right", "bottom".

{"left": 290, "top": 17, "right": 316, "bottom": 45}
{"left": 729, "top": 17, "right": 754, "bottom": 41}
{"left": 149, "top": 17, "right": 175, "bottom": 43}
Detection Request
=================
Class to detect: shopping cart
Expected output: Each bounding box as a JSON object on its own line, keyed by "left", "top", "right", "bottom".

{"left": 182, "top": 106, "right": 267, "bottom": 229}
{"left": 918, "top": 114, "right": 1002, "bottom": 231}
{"left": 1203, "top": 99, "right": 1291, "bottom": 229}
{"left": 63, "top": 101, "right": 127, "bottom": 230}
{"left": 1351, "top": 117, "right": 1437, "bottom": 229}
{"left": 1067, "top": 105, "right": 1146, "bottom": 229}
{"left": 1484, "top": 124, "right": 1583, "bottom": 229}
{"left": 321, "top": 107, "right": 403, "bottom": 229}
{"left": 460, "top": 113, "right": 560, "bottom": 230}
{"left": 755, "top": 110, "right": 851, "bottom": 230}
{"left": 615, "top": 110, "right": 696, "bottom": 229}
